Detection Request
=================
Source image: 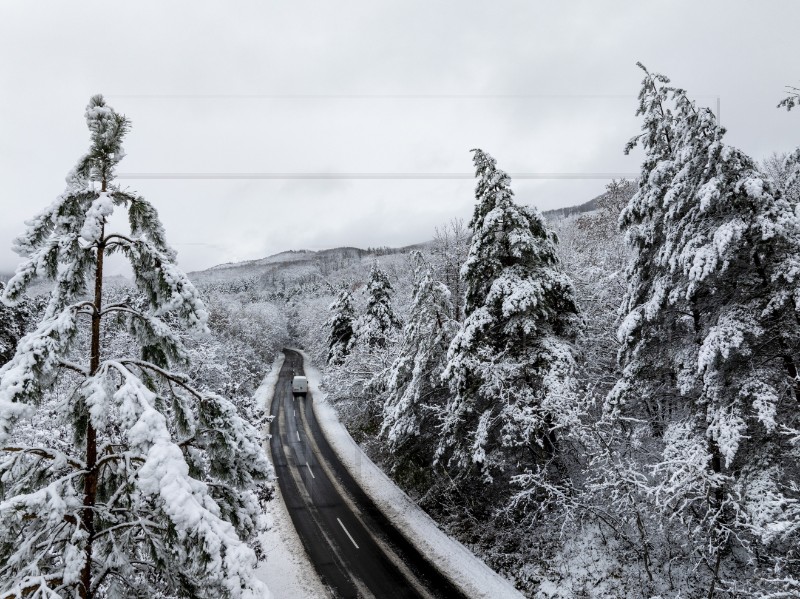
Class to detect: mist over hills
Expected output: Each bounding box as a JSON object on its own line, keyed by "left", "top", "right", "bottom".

{"left": 0, "top": 198, "right": 599, "bottom": 290}
{"left": 541, "top": 195, "right": 600, "bottom": 218}
{"left": 186, "top": 194, "right": 600, "bottom": 288}
{"left": 187, "top": 243, "right": 428, "bottom": 291}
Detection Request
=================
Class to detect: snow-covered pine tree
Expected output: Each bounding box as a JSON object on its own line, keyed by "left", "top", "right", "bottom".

{"left": 0, "top": 96, "right": 271, "bottom": 599}
{"left": 778, "top": 82, "right": 800, "bottom": 111}
{"left": 608, "top": 64, "right": 681, "bottom": 432}
{"left": 354, "top": 261, "right": 399, "bottom": 349}
{"left": 611, "top": 65, "right": 800, "bottom": 595}
{"left": 762, "top": 152, "right": 800, "bottom": 209}
{"left": 776, "top": 89, "right": 800, "bottom": 213}
{"left": 0, "top": 282, "right": 39, "bottom": 366}
{"left": 381, "top": 251, "right": 457, "bottom": 458}
{"left": 438, "top": 149, "right": 580, "bottom": 484}
{"left": 326, "top": 288, "right": 356, "bottom": 365}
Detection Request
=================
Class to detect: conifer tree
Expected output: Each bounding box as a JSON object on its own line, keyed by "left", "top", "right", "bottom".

{"left": 611, "top": 65, "right": 800, "bottom": 594}
{"left": 0, "top": 282, "right": 38, "bottom": 366}
{"left": 326, "top": 288, "right": 356, "bottom": 365}
{"left": 778, "top": 90, "right": 800, "bottom": 211}
{"left": 355, "top": 261, "right": 399, "bottom": 349}
{"left": 382, "top": 251, "right": 457, "bottom": 456}
{"left": 439, "top": 149, "right": 580, "bottom": 483}
{"left": 778, "top": 82, "right": 800, "bottom": 111}
{"left": 0, "top": 96, "right": 271, "bottom": 599}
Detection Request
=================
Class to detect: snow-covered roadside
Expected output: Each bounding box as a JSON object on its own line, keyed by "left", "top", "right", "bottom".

{"left": 252, "top": 353, "right": 330, "bottom": 599}
{"left": 293, "top": 349, "right": 525, "bottom": 599}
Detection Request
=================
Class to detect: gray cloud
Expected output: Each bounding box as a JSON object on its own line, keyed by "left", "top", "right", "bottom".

{"left": 1, "top": 0, "right": 797, "bottom": 275}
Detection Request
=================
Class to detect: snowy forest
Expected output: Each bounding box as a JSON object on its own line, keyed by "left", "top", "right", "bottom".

{"left": 1, "top": 65, "right": 800, "bottom": 598}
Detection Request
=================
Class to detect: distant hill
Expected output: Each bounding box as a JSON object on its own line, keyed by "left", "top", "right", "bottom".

{"left": 188, "top": 243, "right": 427, "bottom": 289}
{"left": 186, "top": 195, "right": 602, "bottom": 289}
{"left": 542, "top": 195, "right": 602, "bottom": 219}
{"left": 207, "top": 250, "right": 317, "bottom": 272}
{"left": 184, "top": 190, "right": 612, "bottom": 292}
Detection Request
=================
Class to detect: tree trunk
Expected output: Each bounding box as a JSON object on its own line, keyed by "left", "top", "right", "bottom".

{"left": 80, "top": 183, "right": 105, "bottom": 599}
{"left": 706, "top": 440, "right": 725, "bottom": 599}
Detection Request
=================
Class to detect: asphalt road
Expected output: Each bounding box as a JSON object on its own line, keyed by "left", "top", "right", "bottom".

{"left": 269, "top": 349, "right": 467, "bottom": 599}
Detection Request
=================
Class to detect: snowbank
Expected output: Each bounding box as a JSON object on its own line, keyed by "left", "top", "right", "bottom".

{"left": 293, "top": 349, "right": 524, "bottom": 599}
{"left": 253, "top": 353, "right": 285, "bottom": 417}
{"left": 253, "top": 353, "right": 330, "bottom": 599}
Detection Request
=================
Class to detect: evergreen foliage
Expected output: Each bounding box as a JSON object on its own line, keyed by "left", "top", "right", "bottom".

{"left": 381, "top": 251, "right": 457, "bottom": 457}
{"left": 326, "top": 289, "right": 356, "bottom": 365}
{"left": 355, "top": 262, "right": 399, "bottom": 349}
{"left": 0, "top": 283, "right": 40, "bottom": 366}
{"left": 611, "top": 64, "right": 800, "bottom": 594}
{"left": 438, "top": 149, "right": 580, "bottom": 483}
{"left": 778, "top": 82, "right": 800, "bottom": 111}
{"left": 0, "top": 96, "right": 271, "bottom": 599}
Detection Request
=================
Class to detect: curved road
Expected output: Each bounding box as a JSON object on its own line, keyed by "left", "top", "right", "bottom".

{"left": 269, "top": 349, "right": 467, "bottom": 599}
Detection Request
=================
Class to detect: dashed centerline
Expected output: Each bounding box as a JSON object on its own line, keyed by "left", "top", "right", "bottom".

{"left": 306, "top": 463, "right": 316, "bottom": 479}
{"left": 337, "top": 517, "right": 360, "bottom": 549}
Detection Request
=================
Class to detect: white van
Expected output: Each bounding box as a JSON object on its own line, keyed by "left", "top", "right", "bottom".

{"left": 292, "top": 376, "right": 308, "bottom": 397}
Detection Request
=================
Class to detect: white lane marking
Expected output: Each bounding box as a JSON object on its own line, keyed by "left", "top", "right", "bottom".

{"left": 337, "top": 517, "right": 359, "bottom": 549}
{"left": 306, "top": 463, "right": 315, "bottom": 479}
{"left": 296, "top": 431, "right": 301, "bottom": 442}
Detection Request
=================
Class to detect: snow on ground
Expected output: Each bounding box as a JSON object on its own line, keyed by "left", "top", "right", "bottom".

{"left": 252, "top": 353, "right": 330, "bottom": 599}
{"left": 293, "top": 349, "right": 525, "bottom": 599}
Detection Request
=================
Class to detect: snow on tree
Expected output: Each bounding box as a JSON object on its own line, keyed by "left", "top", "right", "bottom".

{"left": 381, "top": 251, "right": 457, "bottom": 457}
{"left": 0, "top": 282, "right": 40, "bottom": 366}
{"left": 610, "top": 64, "right": 800, "bottom": 594}
{"left": 775, "top": 84, "right": 800, "bottom": 217}
{"left": 0, "top": 95, "right": 272, "bottom": 599}
{"left": 763, "top": 152, "right": 800, "bottom": 209}
{"left": 438, "top": 149, "right": 580, "bottom": 484}
{"left": 576, "top": 179, "right": 638, "bottom": 244}
{"left": 778, "top": 81, "right": 800, "bottom": 111}
{"left": 431, "top": 219, "right": 470, "bottom": 322}
{"left": 354, "top": 261, "right": 400, "bottom": 349}
{"left": 326, "top": 288, "right": 356, "bottom": 365}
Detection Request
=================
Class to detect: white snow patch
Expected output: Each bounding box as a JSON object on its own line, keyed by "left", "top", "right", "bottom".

{"left": 253, "top": 353, "right": 330, "bottom": 598}
{"left": 254, "top": 488, "right": 330, "bottom": 599}
{"left": 80, "top": 192, "right": 114, "bottom": 243}
{"left": 292, "top": 349, "right": 524, "bottom": 599}
{"left": 253, "top": 353, "right": 286, "bottom": 415}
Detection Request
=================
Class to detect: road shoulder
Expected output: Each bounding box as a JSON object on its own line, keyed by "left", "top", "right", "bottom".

{"left": 253, "top": 353, "right": 332, "bottom": 599}
{"left": 292, "top": 349, "right": 525, "bottom": 599}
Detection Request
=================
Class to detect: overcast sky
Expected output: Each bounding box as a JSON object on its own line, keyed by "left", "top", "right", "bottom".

{"left": 1, "top": 1, "right": 798, "bottom": 275}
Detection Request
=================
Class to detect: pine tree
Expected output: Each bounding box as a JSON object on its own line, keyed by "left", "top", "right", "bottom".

{"left": 326, "top": 288, "right": 356, "bottom": 365}
{"left": 438, "top": 149, "right": 580, "bottom": 484}
{"left": 762, "top": 152, "right": 800, "bottom": 209}
{"left": 0, "top": 96, "right": 271, "bottom": 599}
{"left": 0, "top": 282, "right": 38, "bottom": 366}
{"left": 381, "top": 251, "right": 457, "bottom": 457}
{"left": 355, "top": 261, "right": 399, "bottom": 349}
{"left": 611, "top": 65, "right": 800, "bottom": 594}
{"left": 778, "top": 81, "right": 800, "bottom": 111}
